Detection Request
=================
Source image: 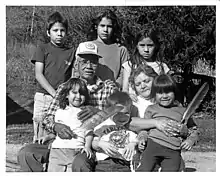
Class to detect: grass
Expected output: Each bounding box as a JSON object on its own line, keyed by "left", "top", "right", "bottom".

{"left": 6, "top": 124, "right": 34, "bottom": 145}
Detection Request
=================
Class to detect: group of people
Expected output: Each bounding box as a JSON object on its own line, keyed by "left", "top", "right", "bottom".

{"left": 17, "top": 9, "right": 199, "bottom": 172}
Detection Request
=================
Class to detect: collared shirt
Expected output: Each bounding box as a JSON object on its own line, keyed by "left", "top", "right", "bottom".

{"left": 42, "top": 76, "right": 118, "bottom": 133}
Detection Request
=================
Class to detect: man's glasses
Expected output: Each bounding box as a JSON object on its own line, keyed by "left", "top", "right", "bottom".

{"left": 79, "top": 59, "right": 98, "bottom": 66}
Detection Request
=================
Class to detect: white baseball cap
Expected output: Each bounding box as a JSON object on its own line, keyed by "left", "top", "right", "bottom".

{"left": 76, "top": 42, "right": 102, "bottom": 58}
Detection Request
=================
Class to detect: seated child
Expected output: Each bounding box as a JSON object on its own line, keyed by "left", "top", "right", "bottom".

{"left": 38, "top": 78, "right": 93, "bottom": 172}
{"left": 93, "top": 91, "right": 140, "bottom": 171}
{"left": 136, "top": 74, "right": 199, "bottom": 172}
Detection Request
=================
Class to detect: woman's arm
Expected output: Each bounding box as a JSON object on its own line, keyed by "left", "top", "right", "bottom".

{"left": 129, "top": 117, "right": 157, "bottom": 132}
{"left": 129, "top": 117, "right": 184, "bottom": 137}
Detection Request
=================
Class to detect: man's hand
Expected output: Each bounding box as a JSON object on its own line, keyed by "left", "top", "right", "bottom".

{"left": 77, "top": 106, "right": 100, "bottom": 122}
{"left": 54, "top": 123, "right": 77, "bottom": 139}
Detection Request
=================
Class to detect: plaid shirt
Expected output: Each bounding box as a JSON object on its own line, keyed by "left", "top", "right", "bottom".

{"left": 42, "top": 76, "right": 118, "bottom": 133}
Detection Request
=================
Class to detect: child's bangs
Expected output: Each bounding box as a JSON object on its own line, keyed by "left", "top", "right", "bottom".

{"left": 155, "top": 81, "right": 175, "bottom": 94}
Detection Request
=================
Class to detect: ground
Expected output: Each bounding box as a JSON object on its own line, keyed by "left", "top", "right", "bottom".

{"left": 6, "top": 143, "right": 216, "bottom": 172}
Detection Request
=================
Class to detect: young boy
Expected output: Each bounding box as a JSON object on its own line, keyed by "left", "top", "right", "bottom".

{"left": 93, "top": 91, "right": 139, "bottom": 172}
{"left": 31, "top": 12, "right": 75, "bottom": 142}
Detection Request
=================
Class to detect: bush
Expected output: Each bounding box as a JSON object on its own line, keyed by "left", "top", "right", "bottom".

{"left": 6, "top": 41, "right": 36, "bottom": 100}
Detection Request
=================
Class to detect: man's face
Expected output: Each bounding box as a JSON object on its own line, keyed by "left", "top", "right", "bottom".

{"left": 77, "top": 54, "right": 99, "bottom": 81}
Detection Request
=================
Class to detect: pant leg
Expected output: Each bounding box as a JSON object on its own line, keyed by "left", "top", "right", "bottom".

{"left": 96, "top": 157, "right": 131, "bottom": 172}
{"left": 71, "top": 152, "right": 96, "bottom": 172}
{"left": 33, "top": 93, "right": 53, "bottom": 141}
{"left": 179, "top": 155, "right": 185, "bottom": 171}
{"left": 48, "top": 148, "right": 82, "bottom": 172}
{"left": 160, "top": 147, "right": 181, "bottom": 172}
{"left": 136, "top": 139, "right": 158, "bottom": 172}
{"left": 17, "top": 143, "right": 50, "bottom": 172}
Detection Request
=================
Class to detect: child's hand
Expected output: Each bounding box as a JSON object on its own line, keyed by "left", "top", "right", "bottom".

{"left": 122, "top": 142, "right": 136, "bottom": 161}
{"left": 181, "top": 140, "right": 194, "bottom": 151}
{"left": 129, "top": 93, "right": 138, "bottom": 102}
{"left": 81, "top": 146, "right": 93, "bottom": 159}
{"left": 138, "top": 139, "right": 146, "bottom": 152}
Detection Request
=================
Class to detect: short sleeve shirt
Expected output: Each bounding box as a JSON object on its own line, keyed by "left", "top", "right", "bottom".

{"left": 93, "top": 40, "right": 129, "bottom": 82}
{"left": 31, "top": 42, "right": 75, "bottom": 94}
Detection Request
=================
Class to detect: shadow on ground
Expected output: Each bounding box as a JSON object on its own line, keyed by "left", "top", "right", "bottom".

{"left": 185, "top": 167, "right": 196, "bottom": 172}
{"left": 6, "top": 94, "right": 33, "bottom": 125}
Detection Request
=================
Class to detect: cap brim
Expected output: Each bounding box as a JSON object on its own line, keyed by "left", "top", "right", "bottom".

{"left": 78, "top": 52, "right": 102, "bottom": 58}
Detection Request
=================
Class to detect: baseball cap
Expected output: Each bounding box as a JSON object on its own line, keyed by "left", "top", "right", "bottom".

{"left": 76, "top": 42, "right": 102, "bottom": 58}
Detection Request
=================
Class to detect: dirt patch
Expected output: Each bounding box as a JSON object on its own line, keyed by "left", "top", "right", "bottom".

{"left": 6, "top": 144, "right": 216, "bottom": 172}
{"left": 182, "top": 151, "right": 216, "bottom": 172}
{"left": 6, "top": 144, "right": 23, "bottom": 172}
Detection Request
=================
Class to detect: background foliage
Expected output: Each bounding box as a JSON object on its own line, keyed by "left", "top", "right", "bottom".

{"left": 6, "top": 6, "right": 216, "bottom": 117}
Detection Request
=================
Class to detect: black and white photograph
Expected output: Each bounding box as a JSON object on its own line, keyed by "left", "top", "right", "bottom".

{"left": 5, "top": 0, "right": 217, "bottom": 172}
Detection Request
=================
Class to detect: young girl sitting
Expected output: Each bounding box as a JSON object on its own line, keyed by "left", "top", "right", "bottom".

{"left": 122, "top": 28, "right": 170, "bottom": 97}
{"left": 38, "top": 78, "right": 94, "bottom": 172}
{"left": 136, "top": 74, "right": 199, "bottom": 172}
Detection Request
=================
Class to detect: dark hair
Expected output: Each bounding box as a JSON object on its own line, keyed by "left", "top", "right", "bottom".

{"left": 58, "top": 78, "right": 89, "bottom": 109}
{"left": 129, "top": 65, "right": 158, "bottom": 94}
{"left": 47, "top": 12, "right": 68, "bottom": 33}
{"left": 87, "top": 9, "right": 122, "bottom": 43}
{"left": 128, "top": 28, "right": 164, "bottom": 72}
{"left": 150, "top": 74, "right": 178, "bottom": 99}
{"left": 106, "top": 91, "right": 132, "bottom": 108}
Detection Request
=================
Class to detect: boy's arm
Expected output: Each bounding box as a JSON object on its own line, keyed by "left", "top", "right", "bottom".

{"left": 42, "top": 83, "right": 65, "bottom": 133}
{"left": 35, "top": 62, "right": 56, "bottom": 97}
{"left": 85, "top": 134, "right": 94, "bottom": 149}
{"left": 117, "top": 47, "right": 129, "bottom": 89}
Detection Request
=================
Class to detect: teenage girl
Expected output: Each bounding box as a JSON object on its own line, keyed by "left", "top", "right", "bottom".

{"left": 122, "top": 28, "right": 170, "bottom": 95}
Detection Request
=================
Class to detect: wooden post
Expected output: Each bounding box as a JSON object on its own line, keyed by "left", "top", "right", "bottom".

{"left": 30, "top": 6, "right": 35, "bottom": 37}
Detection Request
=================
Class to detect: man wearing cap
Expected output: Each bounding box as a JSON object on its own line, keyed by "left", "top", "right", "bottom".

{"left": 17, "top": 41, "right": 118, "bottom": 172}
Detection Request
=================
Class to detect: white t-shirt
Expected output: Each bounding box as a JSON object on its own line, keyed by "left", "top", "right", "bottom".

{"left": 122, "top": 61, "right": 170, "bottom": 76}
{"left": 51, "top": 106, "right": 90, "bottom": 149}
{"left": 133, "top": 96, "right": 154, "bottom": 118}
{"left": 94, "top": 117, "right": 137, "bottom": 161}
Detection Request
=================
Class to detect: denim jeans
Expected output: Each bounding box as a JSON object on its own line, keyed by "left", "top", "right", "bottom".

{"left": 72, "top": 153, "right": 131, "bottom": 172}
{"left": 33, "top": 92, "right": 53, "bottom": 141}
{"left": 48, "top": 148, "right": 82, "bottom": 172}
